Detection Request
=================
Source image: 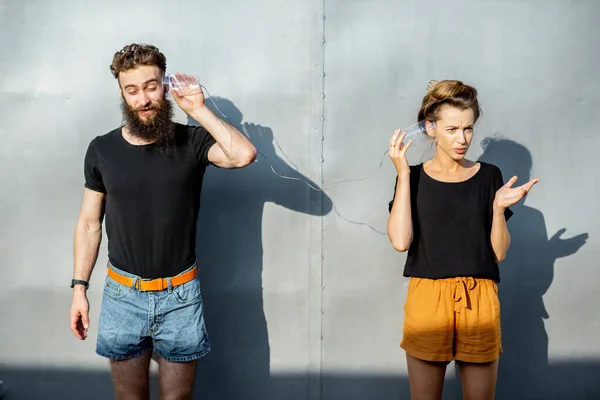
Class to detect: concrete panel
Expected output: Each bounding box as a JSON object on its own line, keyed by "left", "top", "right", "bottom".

{"left": 321, "top": 0, "right": 600, "bottom": 399}
{"left": 0, "top": 0, "right": 327, "bottom": 399}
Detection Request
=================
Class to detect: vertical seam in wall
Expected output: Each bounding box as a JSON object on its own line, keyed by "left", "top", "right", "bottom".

{"left": 319, "top": 0, "right": 326, "bottom": 398}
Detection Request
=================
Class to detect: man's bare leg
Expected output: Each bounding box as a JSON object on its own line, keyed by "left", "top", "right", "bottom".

{"left": 157, "top": 356, "right": 197, "bottom": 400}
{"left": 109, "top": 351, "right": 152, "bottom": 400}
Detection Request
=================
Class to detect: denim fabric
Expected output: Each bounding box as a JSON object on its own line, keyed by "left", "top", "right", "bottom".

{"left": 96, "top": 263, "right": 210, "bottom": 362}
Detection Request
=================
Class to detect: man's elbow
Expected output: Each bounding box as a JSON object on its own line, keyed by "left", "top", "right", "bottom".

{"left": 76, "top": 218, "right": 102, "bottom": 237}
{"left": 233, "top": 147, "right": 258, "bottom": 168}
{"left": 86, "top": 222, "right": 103, "bottom": 235}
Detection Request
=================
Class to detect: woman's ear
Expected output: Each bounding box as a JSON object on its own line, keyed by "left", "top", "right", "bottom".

{"left": 425, "top": 120, "right": 436, "bottom": 138}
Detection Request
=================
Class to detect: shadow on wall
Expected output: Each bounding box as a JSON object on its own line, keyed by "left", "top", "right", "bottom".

{"left": 188, "top": 97, "right": 333, "bottom": 399}
{"left": 475, "top": 137, "right": 589, "bottom": 400}
{"left": 0, "top": 137, "right": 595, "bottom": 400}
{"left": 2, "top": 363, "right": 600, "bottom": 400}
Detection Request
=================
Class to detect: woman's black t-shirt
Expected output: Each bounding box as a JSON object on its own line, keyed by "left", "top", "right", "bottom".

{"left": 389, "top": 162, "right": 513, "bottom": 283}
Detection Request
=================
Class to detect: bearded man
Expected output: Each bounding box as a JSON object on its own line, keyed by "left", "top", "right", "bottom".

{"left": 68, "top": 43, "right": 257, "bottom": 400}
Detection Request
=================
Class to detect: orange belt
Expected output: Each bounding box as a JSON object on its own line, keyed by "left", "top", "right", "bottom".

{"left": 108, "top": 265, "right": 198, "bottom": 291}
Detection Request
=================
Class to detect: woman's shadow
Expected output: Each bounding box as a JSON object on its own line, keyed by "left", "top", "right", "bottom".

{"left": 188, "top": 98, "right": 332, "bottom": 399}
{"left": 476, "top": 137, "right": 588, "bottom": 399}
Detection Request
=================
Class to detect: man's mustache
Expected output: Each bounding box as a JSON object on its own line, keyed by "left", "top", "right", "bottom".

{"left": 135, "top": 104, "right": 159, "bottom": 112}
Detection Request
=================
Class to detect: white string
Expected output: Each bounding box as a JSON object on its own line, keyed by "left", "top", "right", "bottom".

{"left": 201, "top": 84, "right": 390, "bottom": 235}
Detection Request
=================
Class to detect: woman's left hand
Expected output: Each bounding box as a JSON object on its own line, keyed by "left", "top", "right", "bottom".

{"left": 494, "top": 175, "right": 540, "bottom": 209}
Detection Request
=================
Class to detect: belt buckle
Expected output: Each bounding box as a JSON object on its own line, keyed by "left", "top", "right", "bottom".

{"left": 136, "top": 279, "right": 152, "bottom": 291}
{"left": 140, "top": 278, "right": 165, "bottom": 291}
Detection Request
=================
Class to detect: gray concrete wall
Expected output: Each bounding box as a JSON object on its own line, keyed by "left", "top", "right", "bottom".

{"left": 0, "top": 0, "right": 598, "bottom": 399}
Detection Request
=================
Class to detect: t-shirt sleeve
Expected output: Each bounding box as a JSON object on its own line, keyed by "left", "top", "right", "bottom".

{"left": 83, "top": 138, "right": 106, "bottom": 193}
{"left": 190, "top": 125, "right": 217, "bottom": 166}
{"left": 491, "top": 165, "right": 513, "bottom": 221}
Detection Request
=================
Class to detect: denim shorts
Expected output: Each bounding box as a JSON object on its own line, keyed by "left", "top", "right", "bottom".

{"left": 96, "top": 263, "right": 211, "bottom": 362}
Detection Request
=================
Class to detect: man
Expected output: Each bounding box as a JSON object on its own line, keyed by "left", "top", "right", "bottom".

{"left": 69, "top": 43, "right": 257, "bottom": 400}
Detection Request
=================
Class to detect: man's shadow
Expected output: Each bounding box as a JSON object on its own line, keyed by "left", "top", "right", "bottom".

{"left": 475, "top": 137, "right": 588, "bottom": 399}
{"left": 187, "top": 98, "right": 332, "bottom": 399}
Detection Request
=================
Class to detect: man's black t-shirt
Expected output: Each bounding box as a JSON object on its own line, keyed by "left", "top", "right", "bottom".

{"left": 84, "top": 123, "right": 216, "bottom": 278}
{"left": 389, "top": 162, "right": 513, "bottom": 283}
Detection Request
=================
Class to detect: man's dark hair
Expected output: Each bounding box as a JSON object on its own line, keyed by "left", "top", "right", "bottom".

{"left": 110, "top": 43, "right": 167, "bottom": 79}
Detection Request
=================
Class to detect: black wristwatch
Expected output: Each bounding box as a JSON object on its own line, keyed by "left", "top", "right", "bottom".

{"left": 71, "top": 279, "right": 89, "bottom": 289}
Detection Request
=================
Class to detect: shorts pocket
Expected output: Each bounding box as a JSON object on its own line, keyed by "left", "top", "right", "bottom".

{"left": 485, "top": 281, "right": 501, "bottom": 320}
{"left": 404, "top": 278, "right": 424, "bottom": 313}
{"left": 103, "top": 277, "right": 131, "bottom": 300}
{"left": 171, "top": 277, "right": 201, "bottom": 304}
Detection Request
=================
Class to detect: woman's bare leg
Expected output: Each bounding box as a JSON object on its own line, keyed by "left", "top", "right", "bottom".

{"left": 456, "top": 359, "right": 499, "bottom": 400}
{"left": 406, "top": 353, "right": 448, "bottom": 400}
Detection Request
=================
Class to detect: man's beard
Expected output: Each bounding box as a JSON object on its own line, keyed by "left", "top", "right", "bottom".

{"left": 121, "top": 96, "right": 176, "bottom": 155}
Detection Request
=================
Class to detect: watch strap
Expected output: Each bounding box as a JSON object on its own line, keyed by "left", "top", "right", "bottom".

{"left": 71, "top": 279, "right": 89, "bottom": 289}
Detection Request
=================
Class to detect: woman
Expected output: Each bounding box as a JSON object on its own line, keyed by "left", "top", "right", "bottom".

{"left": 387, "top": 80, "right": 539, "bottom": 400}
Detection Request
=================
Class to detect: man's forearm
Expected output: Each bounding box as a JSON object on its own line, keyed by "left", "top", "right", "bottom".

{"left": 490, "top": 206, "right": 511, "bottom": 262}
{"left": 73, "top": 221, "right": 102, "bottom": 292}
{"left": 190, "top": 106, "right": 256, "bottom": 163}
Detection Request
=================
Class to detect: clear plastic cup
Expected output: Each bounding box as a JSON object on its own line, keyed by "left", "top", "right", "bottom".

{"left": 400, "top": 120, "right": 435, "bottom": 146}
{"left": 163, "top": 73, "right": 201, "bottom": 93}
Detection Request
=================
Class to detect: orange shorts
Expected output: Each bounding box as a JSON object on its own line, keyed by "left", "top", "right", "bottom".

{"left": 401, "top": 276, "right": 502, "bottom": 363}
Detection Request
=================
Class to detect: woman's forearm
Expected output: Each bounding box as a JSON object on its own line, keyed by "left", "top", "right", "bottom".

{"left": 490, "top": 205, "right": 511, "bottom": 262}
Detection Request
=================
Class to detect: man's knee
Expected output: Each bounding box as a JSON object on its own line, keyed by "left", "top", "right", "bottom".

{"left": 158, "top": 358, "right": 196, "bottom": 399}
{"left": 161, "top": 390, "right": 193, "bottom": 400}
{"left": 159, "top": 379, "right": 194, "bottom": 400}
